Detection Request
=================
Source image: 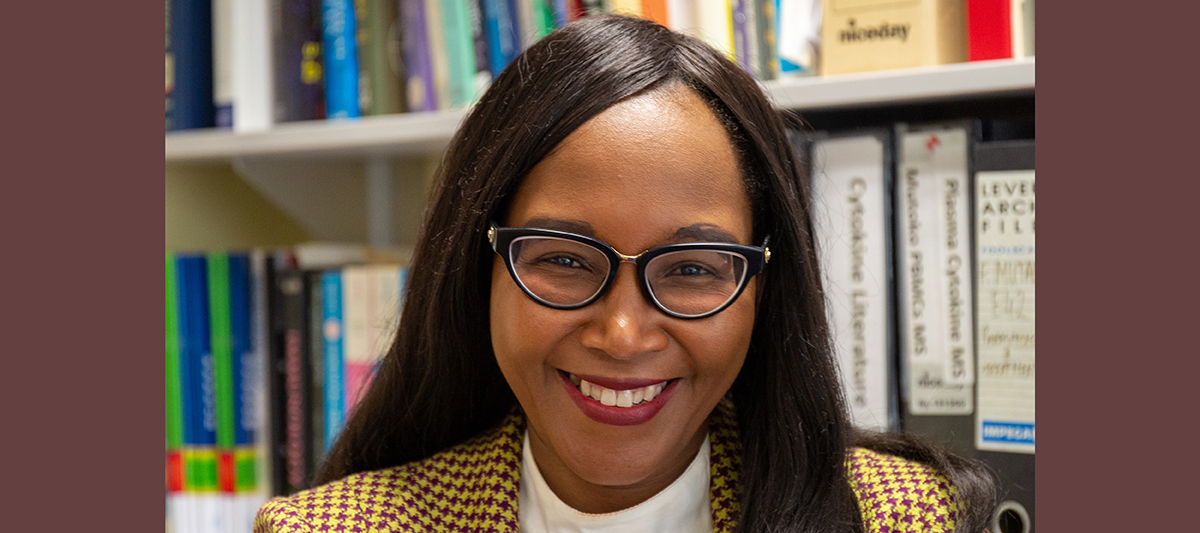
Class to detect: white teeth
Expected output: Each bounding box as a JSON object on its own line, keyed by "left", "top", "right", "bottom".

{"left": 616, "top": 390, "right": 633, "bottom": 407}
{"left": 600, "top": 388, "right": 617, "bottom": 406}
{"left": 570, "top": 374, "right": 668, "bottom": 408}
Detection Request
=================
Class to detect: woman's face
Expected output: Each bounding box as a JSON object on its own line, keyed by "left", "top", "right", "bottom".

{"left": 489, "top": 85, "right": 757, "bottom": 512}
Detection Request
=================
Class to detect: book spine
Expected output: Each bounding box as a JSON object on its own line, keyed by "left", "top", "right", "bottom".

{"left": 278, "top": 269, "right": 313, "bottom": 493}
{"left": 665, "top": 0, "right": 696, "bottom": 32}
{"left": 777, "top": 0, "right": 817, "bottom": 77}
{"left": 552, "top": 0, "right": 571, "bottom": 28}
{"left": 355, "top": 0, "right": 374, "bottom": 114}
{"left": 425, "top": 0, "right": 453, "bottom": 108}
{"left": 442, "top": 0, "right": 479, "bottom": 108}
{"left": 467, "top": 0, "right": 494, "bottom": 97}
{"left": 753, "top": 0, "right": 776, "bottom": 79}
{"left": 515, "top": 0, "right": 537, "bottom": 48}
{"left": 609, "top": 0, "right": 641, "bottom": 16}
{"left": 532, "top": 0, "right": 558, "bottom": 38}
{"left": 968, "top": 0, "right": 1013, "bottom": 61}
{"left": 695, "top": 0, "right": 734, "bottom": 59}
{"left": 177, "top": 255, "right": 223, "bottom": 532}
{"left": 165, "top": 255, "right": 189, "bottom": 533}
{"left": 566, "top": 0, "right": 586, "bottom": 20}
{"left": 731, "top": 0, "right": 748, "bottom": 71}
{"left": 482, "top": 0, "right": 522, "bottom": 76}
{"left": 205, "top": 252, "right": 237, "bottom": 532}
{"left": 402, "top": 0, "right": 439, "bottom": 112}
{"left": 168, "top": 0, "right": 215, "bottom": 130}
{"left": 341, "top": 266, "right": 372, "bottom": 414}
{"left": 274, "top": 0, "right": 326, "bottom": 122}
{"left": 213, "top": 0, "right": 236, "bottom": 128}
{"left": 642, "top": 0, "right": 668, "bottom": 26}
{"left": 233, "top": 0, "right": 274, "bottom": 132}
{"left": 321, "top": 271, "right": 345, "bottom": 452}
{"left": 322, "top": 0, "right": 362, "bottom": 118}
{"left": 366, "top": 0, "right": 405, "bottom": 114}
{"left": 895, "top": 126, "right": 976, "bottom": 417}
{"left": 308, "top": 272, "right": 326, "bottom": 470}
{"left": 808, "top": 132, "right": 897, "bottom": 430}
{"left": 249, "top": 251, "right": 275, "bottom": 506}
{"left": 224, "top": 254, "right": 259, "bottom": 530}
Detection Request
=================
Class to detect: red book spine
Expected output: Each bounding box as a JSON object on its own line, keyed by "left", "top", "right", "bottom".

{"left": 968, "top": 0, "right": 1013, "bottom": 61}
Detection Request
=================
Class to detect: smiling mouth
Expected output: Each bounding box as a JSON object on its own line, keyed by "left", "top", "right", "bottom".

{"left": 564, "top": 372, "right": 672, "bottom": 408}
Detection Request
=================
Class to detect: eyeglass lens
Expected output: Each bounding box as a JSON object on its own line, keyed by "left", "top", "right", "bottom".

{"left": 509, "top": 236, "right": 749, "bottom": 316}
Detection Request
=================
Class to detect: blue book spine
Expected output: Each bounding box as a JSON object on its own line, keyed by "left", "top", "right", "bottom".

{"left": 228, "top": 254, "right": 254, "bottom": 447}
{"left": 178, "top": 256, "right": 217, "bottom": 448}
{"left": 168, "top": 0, "right": 215, "bottom": 130}
{"left": 322, "top": 0, "right": 361, "bottom": 119}
{"left": 482, "top": 0, "right": 521, "bottom": 77}
{"left": 551, "top": 0, "right": 569, "bottom": 27}
{"left": 321, "top": 271, "right": 344, "bottom": 452}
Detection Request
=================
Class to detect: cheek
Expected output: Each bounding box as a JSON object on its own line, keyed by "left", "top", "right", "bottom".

{"left": 489, "top": 260, "right": 569, "bottom": 390}
{"left": 681, "top": 281, "right": 757, "bottom": 390}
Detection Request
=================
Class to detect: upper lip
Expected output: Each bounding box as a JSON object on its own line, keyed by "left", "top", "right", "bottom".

{"left": 565, "top": 371, "right": 674, "bottom": 391}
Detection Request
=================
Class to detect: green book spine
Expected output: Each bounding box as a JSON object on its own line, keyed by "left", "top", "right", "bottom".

{"left": 442, "top": 0, "right": 478, "bottom": 107}
{"left": 166, "top": 255, "right": 185, "bottom": 492}
{"left": 206, "top": 252, "right": 237, "bottom": 493}
{"left": 533, "top": 0, "right": 556, "bottom": 38}
{"left": 368, "top": 0, "right": 405, "bottom": 114}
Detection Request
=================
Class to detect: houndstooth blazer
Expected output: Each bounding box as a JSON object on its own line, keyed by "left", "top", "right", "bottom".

{"left": 255, "top": 400, "right": 960, "bottom": 532}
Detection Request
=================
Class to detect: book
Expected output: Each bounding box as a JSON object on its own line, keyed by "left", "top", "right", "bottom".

{"left": 751, "top": 0, "right": 776, "bottom": 79}
{"left": 1012, "top": 0, "right": 1034, "bottom": 58}
{"left": 165, "top": 255, "right": 189, "bottom": 533}
{"left": 232, "top": 0, "right": 275, "bottom": 132}
{"left": 274, "top": 0, "right": 326, "bottom": 122}
{"left": 731, "top": 0, "right": 749, "bottom": 71}
{"left": 441, "top": 0, "right": 479, "bottom": 108}
{"left": 426, "top": 0, "right": 454, "bottom": 108}
{"left": 777, "top": 0, "right": 819, "bottom": 77}
{"left": 176, "top": 255, "right": 224, "bottom": 532}
{"left": 819, "top": 0, "right": 966, "bottom": 76}
{"left": 609, "top": 0, "right": 642, "bottom": 16}
{"left": 321, "top": 271, "right": 346, "bottom": 452}
{"left": 642, "top": 0, "right": 668, "bottom": 26}
{"left": 893, "top": 123, "right": 978, "bottom": 454}
{"left": 167, "top": 0, "right": 215, "bottom": 130}
{"left": 341, "top": 266, "right": 375, "bottom": 414}
{"left": 205, "top": 253, "right": 238, "bottom": 531}
{"left": 277, "top": 268, "right": 314, "bottom": 493}
{"left": 532, "top": 0, "right": 560, "bottom": 38}
{"left": 482, "top": 0, "right": 522, "bottom": 77}
{"left": 967, "top": 0, "right": 1012, "bottom": 61}
{"left": 322, "top": 0, "right": 362, "bottom": 119}
{"left": 213, "top": 0, "right": 236, "bottom": 128}
{"left": 361, "top": 0, "right": 406, "bottom": 115}
{"left": 973, "top": 140, "right": 1035, "bottom": 533}
{"left": 402, "top": 0, "right": 439, "bottom": 112}
{"left": 695, "top": 0, "right": 734, "bottom": 59}
{"left": 467, "top": 0, "right": 494, "bottom": 96}
{"left": 308, "top": 271, "right": 326, "bottom": 470}
{"left": 806, "top": 130, "right": 898, "bottom": 431}
{"left": 248, "top": 251, "right": 275, "bottom": 511}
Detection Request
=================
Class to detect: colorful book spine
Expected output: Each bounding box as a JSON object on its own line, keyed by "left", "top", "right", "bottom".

{"left": 467, "top": 0, "right": 494, "bottom": 96}
{"left": 227, "top": 254, "right": 260, "bottom": 529}
{"left": 752, "top": 0, "right": 776, "bottom": 79}
{"left": 321, "top": 271, "right": 345, "bottom": 452}
{"left": 967, "top": 0, "right": 1012, "bottom": 61}
{"left": 777, "top": 0, "right": 818, "bottom": 77}
{"left": 426, "top": 0, "right": 453, "bottom": 108}
{"left": 308, "top": 272, "right": 326, "bottom": 468}
{"left": 165, "top": 255, "right": 189, "bottom": 533}
{"left": 213, "top": 0, "right": 236, "bottom": 128}
{"left": 442, "top": 0, "right": 479, "bottom": 108}
{"left": 731, "top": 0, "right": 749, "bottom": 70}
{"left": 532, "top": 0, "right": 559, "bottom": 38}
{"left": 354, "top": 0, "right": 374, "bottom": 114}
{"left": 274, "top": 0, "right": 326, "bottom": 121}
{"left": 322, "top": 0, "right": 362, "bottom": 118}
{"left": 552, "top": 0, "right": 571, "bottom": 27}
{"left": 206, "top": 253, "right": 238, "bottom": 531}
{"left": 364, "top": 0, "right": 405, "bottom": 114}
{"left": 609, "top": 0, "right": 641, "bottom": 16}
{"left": 249, "top": 251, "right": 275, "bottom": 502}
{"left": 176, "top": 255, "right": 223, "bottom": 532}
{"left": 402, "top": 0, "right": 439, "bottom": 111}
{"left": 167, "top": 0, "right": 215, "bottom": 130}
{"left": 277, "top": 269, "right": 313, "bottom": 493}
{"left": 482, "top": 0, "right": 522, "bottom": 76}
{"left": 341, "top": 266, "right": 374, "bottom": 414}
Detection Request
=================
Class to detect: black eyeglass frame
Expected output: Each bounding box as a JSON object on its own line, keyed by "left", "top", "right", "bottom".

{"left": 488, "top": 223, "right": 771, "bottom": 319}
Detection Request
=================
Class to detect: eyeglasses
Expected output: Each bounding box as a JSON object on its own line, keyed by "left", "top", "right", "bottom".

{"left": 488, "top": 223, "right": 770, "bottom": 319}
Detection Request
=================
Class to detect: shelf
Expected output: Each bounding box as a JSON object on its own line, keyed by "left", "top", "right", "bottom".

{"left": 165, "top": 58, "right": 1034, "bottom": 163}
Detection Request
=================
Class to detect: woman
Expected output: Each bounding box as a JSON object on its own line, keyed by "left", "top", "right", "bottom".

{"left": 256, "top": 14, "right": 995, "bottom": 533}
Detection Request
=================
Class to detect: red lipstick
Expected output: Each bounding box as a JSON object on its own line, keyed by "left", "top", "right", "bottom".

{"left": 558, "top": 371, "right": 679, "bottom": 427}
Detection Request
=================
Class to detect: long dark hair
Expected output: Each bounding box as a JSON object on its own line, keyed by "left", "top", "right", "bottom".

{"left": 316, "top": 14, "right": 993, "bottom": 533}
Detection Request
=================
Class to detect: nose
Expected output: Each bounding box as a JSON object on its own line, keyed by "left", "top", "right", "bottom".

{"left": 578, "top": 263, "right": 669, "bottom": 359}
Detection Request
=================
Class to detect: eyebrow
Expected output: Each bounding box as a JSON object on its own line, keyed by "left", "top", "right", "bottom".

{"left": 521, "top": 218, "right": 741, "bottom": 245}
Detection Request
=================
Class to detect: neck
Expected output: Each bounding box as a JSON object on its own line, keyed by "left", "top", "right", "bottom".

{"left": 526, "top": 423, "right": 709, "bottom": 514}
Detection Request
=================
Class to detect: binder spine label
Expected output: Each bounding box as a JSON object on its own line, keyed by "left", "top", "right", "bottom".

{"left": 974, "top": 169, "right": 1035, "bottom": 453}
{"left": 812, "top": 134, "right": 893, "bottom": 430}
{"left": 896, "top": 129, "right": 974, "bottom": 415}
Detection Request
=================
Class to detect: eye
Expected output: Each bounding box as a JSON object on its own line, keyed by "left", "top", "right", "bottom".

{"left": 538, "top": 254, "right": 589, "bottom": 270}
{"left": 671, "top": 262, "right": 717, "bottom": 277}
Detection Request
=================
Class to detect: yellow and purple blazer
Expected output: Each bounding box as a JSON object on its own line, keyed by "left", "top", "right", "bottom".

{"left": 255, "top": 401, "right": 959, "bottom": 532}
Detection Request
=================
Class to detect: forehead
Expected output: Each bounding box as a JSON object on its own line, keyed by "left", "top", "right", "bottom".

{"left": 504, "top": 85, "right": 752, "bottom": 248}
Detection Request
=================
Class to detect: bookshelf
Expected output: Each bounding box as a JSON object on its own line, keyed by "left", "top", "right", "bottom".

{"left": 165, "top": 58, "right": 1034, "bottom": 252}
